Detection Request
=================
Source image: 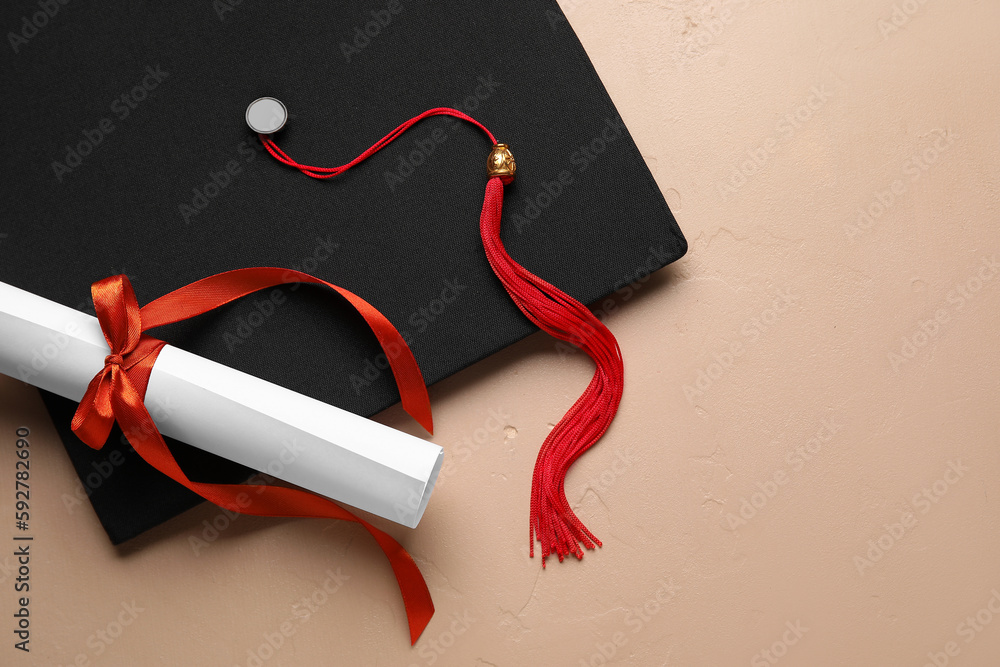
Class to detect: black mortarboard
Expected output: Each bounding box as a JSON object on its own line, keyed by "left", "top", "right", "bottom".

{"left": 1, "top": 0, "right": 685, "bottom": 543}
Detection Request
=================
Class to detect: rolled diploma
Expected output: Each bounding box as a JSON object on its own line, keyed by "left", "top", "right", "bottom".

{"left": 0, "top": 281, "right": 443, "bottom": 528}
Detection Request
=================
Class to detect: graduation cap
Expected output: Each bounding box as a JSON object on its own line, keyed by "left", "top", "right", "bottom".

{"left": 1, "top": 0, "right": 686, "bottom": 545}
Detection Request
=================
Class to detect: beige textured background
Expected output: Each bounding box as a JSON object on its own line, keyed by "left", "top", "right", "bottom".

{"left": 3, "top": 0, "right": 1000, "bottom": 664}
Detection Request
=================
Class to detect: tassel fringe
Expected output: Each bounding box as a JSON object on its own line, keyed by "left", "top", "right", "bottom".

{"left": 478, "top": 176, "right": 625, "bottom": 565}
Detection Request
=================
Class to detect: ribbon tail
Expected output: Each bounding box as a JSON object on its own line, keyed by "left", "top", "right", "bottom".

{"left": 359, "top": 521, "right": 435, "bottom": 644}
{"left": 70, "top": 369, "right": 116, "bottom": 449}
{"left": 108, "top": 370, "right": 436, "bottom": 643}
{"left": 400, "top": 384, "right": 434, "bottom": 435}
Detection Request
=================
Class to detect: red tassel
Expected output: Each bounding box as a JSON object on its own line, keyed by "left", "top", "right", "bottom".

{"left": 478, "top": 176, "right": 625, "bottom": 565}
{"left": 259, "top": 108, "right": 626, "bottom": 564}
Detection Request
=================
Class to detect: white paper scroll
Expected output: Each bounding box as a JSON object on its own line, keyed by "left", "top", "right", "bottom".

{"left": 0, "top": 281, "right": 442, "bottom": 528}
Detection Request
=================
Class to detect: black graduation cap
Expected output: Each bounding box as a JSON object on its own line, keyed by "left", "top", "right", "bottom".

{"left": 0, "top": 0, "right": 686, "bottom": 543}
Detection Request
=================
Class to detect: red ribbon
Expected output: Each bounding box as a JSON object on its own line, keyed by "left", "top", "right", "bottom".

{"left": 71, "top": 269, "right": 435, "bottom": 644}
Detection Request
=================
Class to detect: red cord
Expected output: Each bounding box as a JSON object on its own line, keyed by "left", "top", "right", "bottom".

{"left": 260, "top": 108, "right": 495, "bottom": 178}
{"left": 260, "top": 109, "right": 625, "bottom": 565}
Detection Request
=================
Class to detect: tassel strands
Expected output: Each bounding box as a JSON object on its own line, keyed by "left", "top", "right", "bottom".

{"left": 477, "top": 176, "right": 624, "bottom": 564}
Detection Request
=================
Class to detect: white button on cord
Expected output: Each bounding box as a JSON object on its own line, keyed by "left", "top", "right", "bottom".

{"left": 245, "top": 97, "right": 288, "bottom": 134}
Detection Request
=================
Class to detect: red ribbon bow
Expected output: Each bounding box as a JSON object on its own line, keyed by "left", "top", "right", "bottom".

{"left": 71, "top": 269, "right": 435, "bottom": 644}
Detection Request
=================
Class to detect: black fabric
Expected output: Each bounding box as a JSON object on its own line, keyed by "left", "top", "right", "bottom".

{"left": 1, "top": 0, "right": 686, "bottom": 543}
